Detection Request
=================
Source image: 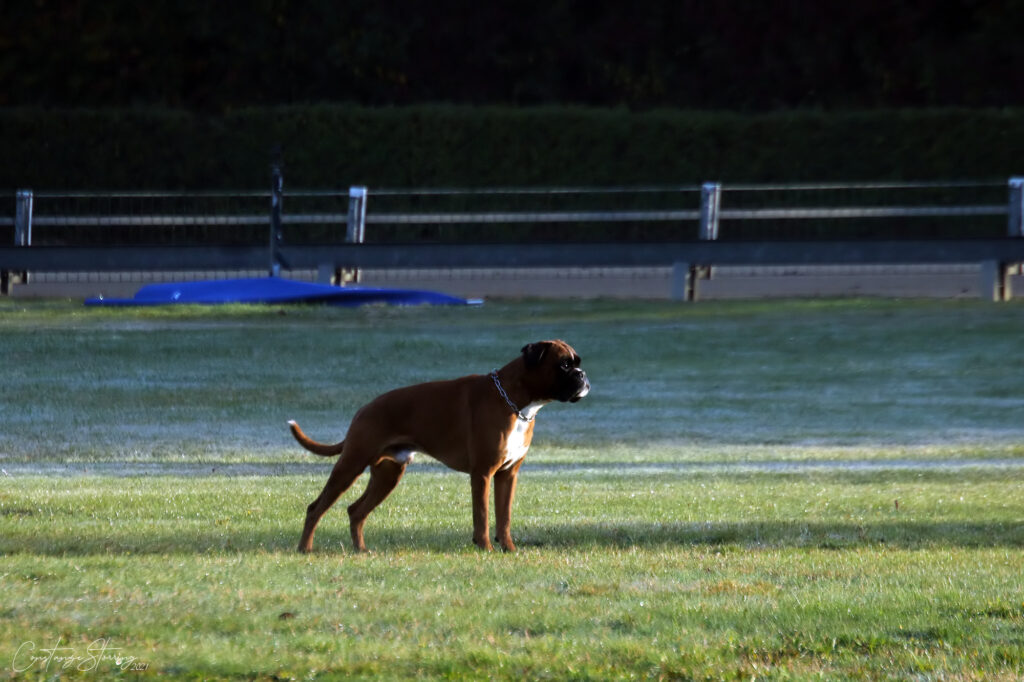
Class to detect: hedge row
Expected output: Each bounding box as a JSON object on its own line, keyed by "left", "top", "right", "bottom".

{"left": 2, "top": 106, "right": 1023, "bottom": 191}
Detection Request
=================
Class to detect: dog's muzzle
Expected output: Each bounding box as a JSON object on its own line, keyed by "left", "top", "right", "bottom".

{"left": 568, "top": 370, "right": 590, "bottom": 403}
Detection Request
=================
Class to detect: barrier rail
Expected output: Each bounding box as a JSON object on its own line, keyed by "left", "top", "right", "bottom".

{"left": 3, "top": 178, "right": 1022, "bottom": 300}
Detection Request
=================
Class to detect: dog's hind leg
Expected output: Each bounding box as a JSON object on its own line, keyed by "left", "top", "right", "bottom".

{"left": 347, "top": 457, "right": 408, "bottom": 552}
{"left": 298, "top": 455, "right": 367, "bottom": 553}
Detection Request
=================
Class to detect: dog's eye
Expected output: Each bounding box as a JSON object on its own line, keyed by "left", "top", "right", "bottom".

{"left": 560, "top": 359, "right": 572, "bottom": 371}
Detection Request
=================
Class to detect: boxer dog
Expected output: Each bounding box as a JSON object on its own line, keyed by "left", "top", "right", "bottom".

{"left": 289, "top": 339, "right": 589, "bottom": 553}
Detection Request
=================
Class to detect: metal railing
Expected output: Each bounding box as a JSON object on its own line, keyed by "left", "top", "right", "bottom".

{"left": 3, "top": 177, "right": 1023, "bottom": 300}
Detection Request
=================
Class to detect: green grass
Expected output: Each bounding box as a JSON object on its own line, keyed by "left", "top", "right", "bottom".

{"left": 1, "top": 298, "right": 1023, "bottom": 679}
{"left": 2, "top": 298, "right": 1024, "bottom": 463}
{"left": 2, "top": 471, "right": 1023, "bottom": 679}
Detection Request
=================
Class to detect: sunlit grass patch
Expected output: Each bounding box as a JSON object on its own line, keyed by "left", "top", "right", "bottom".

{"left": 2, "top": 298, "right": 1023, "bottom": 679}
{"left": 1, "top": 470, "right": 1023, "bottom": 679}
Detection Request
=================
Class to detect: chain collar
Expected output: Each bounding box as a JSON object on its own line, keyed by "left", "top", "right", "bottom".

{"left": 490, "top": 370, "right": 534, "bottom": 422}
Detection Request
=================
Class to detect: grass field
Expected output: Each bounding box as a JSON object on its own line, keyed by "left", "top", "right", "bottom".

{"left": 1, "top": 298, "right": 1023, "bottom": 679}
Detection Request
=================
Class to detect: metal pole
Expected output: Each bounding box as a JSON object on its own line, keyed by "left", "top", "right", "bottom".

{"left": 341, "top": 186, "right": 368, "bottom": 284}
{"left": 1009, "top": 177, "right": 1023, "bottom": 237}
{"left": 671, "top": 262, "right": 693, "bottom": 302}
{"left": 981, "top": 260, "right": 1011, "bottom": 302}
{"left": 347, "top": 186, "right": 367, "bottom": 244}
{"left": 13, "top": 189, "right": 33, "bottom": 287}
{"left": 699, "top": 182, "right": 721, "bottom": 240}
{"left": 269, "top": 165, "right": 283, "bottom": 277}
{"left": 1007, "top": 177, "right": 1023, "bottom": 283}
{"left": 693, "top": 181, "right": 722, "bottom": 285}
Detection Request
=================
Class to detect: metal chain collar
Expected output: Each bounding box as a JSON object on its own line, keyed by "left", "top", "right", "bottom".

{"left": 490, "top": 370, "right": 534, "bottom": 422}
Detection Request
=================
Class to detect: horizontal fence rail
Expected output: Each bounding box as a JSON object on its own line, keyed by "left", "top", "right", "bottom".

{"left": 366, "top": 210, "right": 702, "bottom": 224}
{"left": 7, "top": 205, "right": 1005, "bottom": 226}
{"left": 2, "top": 177, "right": 1023, "bottom": 300}
{"left": 718, "top": 205, "right": 1007, "bottom": 220}
{"left": 3, "top": 239, "right": 1024, "bottom": 269}
{"left": 22, "top": 214, "right": 345, "bottom": 227}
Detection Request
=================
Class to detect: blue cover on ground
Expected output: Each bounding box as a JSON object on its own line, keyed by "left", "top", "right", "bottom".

{"left": 84, "top": 277, "right": 476, "bottom": 307}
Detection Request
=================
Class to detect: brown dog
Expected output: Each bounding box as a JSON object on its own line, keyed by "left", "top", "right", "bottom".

{"left": 288, "top": 340, "right": 589, "bottom": 553}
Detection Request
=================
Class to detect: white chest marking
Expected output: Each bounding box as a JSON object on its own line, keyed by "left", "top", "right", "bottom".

{"left": 501, "top": 401, "right": 546, "bottom": 470}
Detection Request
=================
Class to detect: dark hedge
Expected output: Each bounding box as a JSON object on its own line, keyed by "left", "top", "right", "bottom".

{"left": 2, "top": 106, "right": 1022, "bottom": 191}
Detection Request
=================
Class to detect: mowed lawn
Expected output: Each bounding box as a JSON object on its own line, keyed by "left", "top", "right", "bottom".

{"left": 1, "top": 298, "right": 1023, "bottom": 679}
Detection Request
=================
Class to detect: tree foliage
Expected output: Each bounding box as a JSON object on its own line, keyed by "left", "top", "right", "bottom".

{"left": 3, "top": 105, "right": 1021, "bottom": 190}
{"left": 3, "top": 0, "right": 1023, "bottom": 110}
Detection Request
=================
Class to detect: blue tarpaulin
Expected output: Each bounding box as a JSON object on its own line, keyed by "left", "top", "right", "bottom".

{"left": 84, "top": 277, "right": 479, "bottom": 307}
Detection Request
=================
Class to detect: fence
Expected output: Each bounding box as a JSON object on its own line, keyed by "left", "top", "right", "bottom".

{"left": 3, "top": 176, "right": 1023, "bottom": 300}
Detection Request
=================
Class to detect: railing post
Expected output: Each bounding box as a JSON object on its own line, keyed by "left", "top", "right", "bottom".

{"left": 699, "top": 182, "right": 721, "bottom": 241}
{"left": 1009, "top": 177, "right": 1023, "bottom": 271}
{"left": 994, "top": 176, "right": 1024, "bottom": 300}
{"left": 339, "top": 186, "right": 367, "bottom": 285}
{"left": 671, "top": 262, "right": 694, "bottom": 302}
{"left": 15, "top": 189, "right": 33, "bottom": 248}
{"left": 1009, "top": 177, "right": 1023, "bottom": 238}
{"left": 269, "top": 165, "right": 284, "bottom": 278}
{"left": 3, "top": 189, "right": 33, "bottom": 293}
{"left": 981, "top": 260, "right": 1011, "bottom": 302}
{"left": 677, "top": 181, "right": 721, "bottom": 301}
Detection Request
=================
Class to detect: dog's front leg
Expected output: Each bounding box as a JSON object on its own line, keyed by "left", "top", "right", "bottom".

{"left": 470, "top": 472, "right": 493, "bottom": 551}
{"left": 493, "top": 463, "right": 521, "bottom": 552}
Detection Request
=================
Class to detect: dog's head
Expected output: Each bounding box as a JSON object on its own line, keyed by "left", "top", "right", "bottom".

{"left": 520, "top": 339, "right": 590, "bottom": 403}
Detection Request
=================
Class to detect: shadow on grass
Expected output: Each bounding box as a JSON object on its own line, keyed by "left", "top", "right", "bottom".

{"left": 4, "top": 461, "right": 1024, "bottom": 481}
{"left": 5, "top": 519, "right": 1023, "bottom": 557}
{"left": 518, "top": 519, "right": 1024, "bottom": 550}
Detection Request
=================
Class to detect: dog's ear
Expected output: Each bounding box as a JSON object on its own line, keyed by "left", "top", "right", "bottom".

{"left": 521, "top": 342, "right": 549, "bottom": 367}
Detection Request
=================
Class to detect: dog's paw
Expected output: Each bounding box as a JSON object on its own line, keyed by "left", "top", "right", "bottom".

{"left": 472, "top": 537, "right": 494, "bottom": 552}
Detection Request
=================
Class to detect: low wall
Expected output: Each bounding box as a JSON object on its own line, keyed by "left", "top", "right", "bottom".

{"left": 10, "top": 265, "right": 1017, "bottom": 301}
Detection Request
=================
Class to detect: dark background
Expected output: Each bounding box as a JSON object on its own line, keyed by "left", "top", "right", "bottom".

{"left": 4, "top": 0, "right": 1022, "bottom": 111}
{"left": 2, "top": 1, "right": 1023, "bottom": 191}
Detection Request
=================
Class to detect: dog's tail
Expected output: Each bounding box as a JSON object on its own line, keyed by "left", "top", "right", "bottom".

{"left": 287, "top": 420, "right": 345, "bottom": 457}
